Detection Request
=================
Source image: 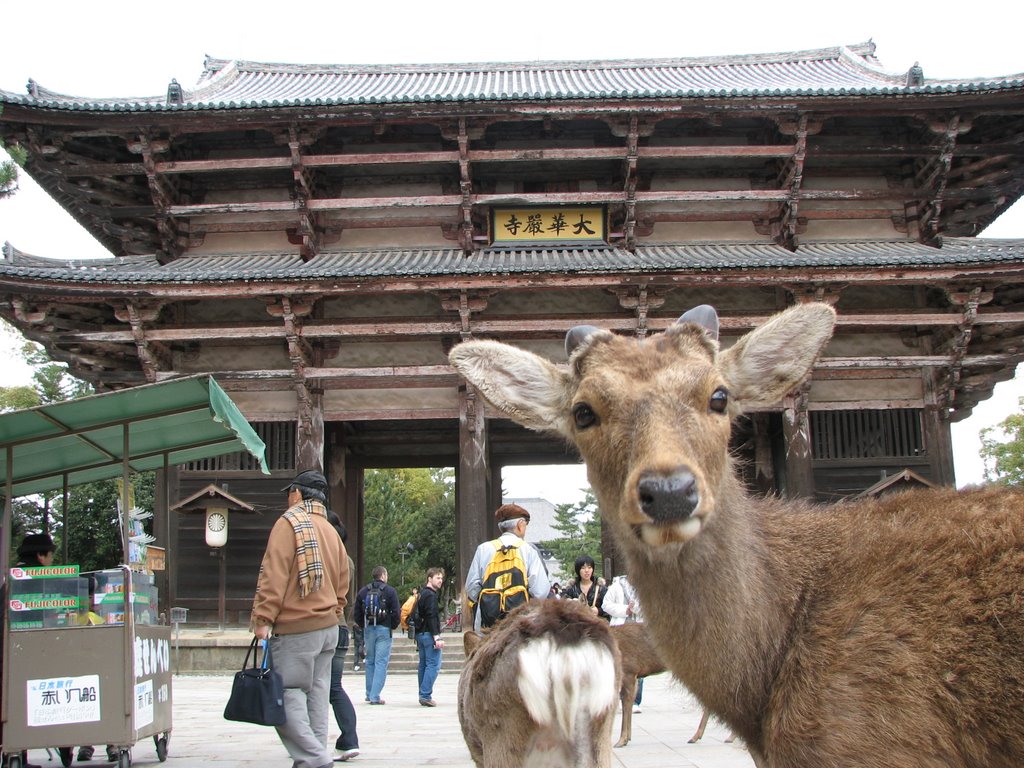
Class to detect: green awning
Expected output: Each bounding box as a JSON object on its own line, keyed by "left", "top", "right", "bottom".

{"left": 0, "top": 374, "right": 268, "bottom": 498}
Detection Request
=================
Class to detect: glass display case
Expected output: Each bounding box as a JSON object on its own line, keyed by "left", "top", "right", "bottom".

{"left": 7, "top": 568, "right": 159, "bottom": 630}
{"left": 6, "top": 565, "right": 84, "bottom": 630}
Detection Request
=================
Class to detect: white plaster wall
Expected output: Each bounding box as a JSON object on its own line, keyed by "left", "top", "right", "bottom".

{"left": 801, "top": 220, "right": 905, "bottom": 239}
{"left": 327, "top": 340, "right": 447, "bottom": 366}
{"left": 822, "top": 333, "right": 919, "bottom": 357}
{"left": 811, "top": 377, "right": 923, "bottom": 403}
{"left": 644, "top": 221, "right": 765, "bottom": 242}
{"left": 192, "top": 231, "right": 295, "bottom": 253}
{"left": 324, "top": 386, "right": 456, "bottom": 413}
{"left": 322, "top": 292, "right": 447, "bottom": 319}
{"left": 338, "top": 227, "right": 451, "bottom": 248}
{"left": 186, "top": 342, "right": 287, "bottom": 370}
{"left": 228, "top": 390, "right": 298, "bottom": 420}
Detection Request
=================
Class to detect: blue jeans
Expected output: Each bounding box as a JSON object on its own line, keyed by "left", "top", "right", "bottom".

{"left": 416, "top": 632, "right": 443, "bottom": 700}
{"left": 330, "top": 627, "right": 358, "bottom": 750}
{"left": 362, "top": 624, "right": 393, "bottom": 702}
{"left": 635, "top": 676, "right": 645, "bottom": 705}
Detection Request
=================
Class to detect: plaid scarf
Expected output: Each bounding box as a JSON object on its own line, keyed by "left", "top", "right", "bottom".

{"left": 283, "top": 499, "right": 327, "bottom": 598}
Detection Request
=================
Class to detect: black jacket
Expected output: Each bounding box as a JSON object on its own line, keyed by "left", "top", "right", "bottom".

{"left": 353, "top": 579, "right": 401, "bottom": 630}
{"left": 415, "top": 584, "right": 441, "bottom": 636}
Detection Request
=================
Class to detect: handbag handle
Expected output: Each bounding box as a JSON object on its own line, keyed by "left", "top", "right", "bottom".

{"left": 241, "top": 636, "right": 275, "bottom": 671}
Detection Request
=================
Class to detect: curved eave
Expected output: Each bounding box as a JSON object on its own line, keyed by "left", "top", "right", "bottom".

{"left": 2, "top": 240, "right": 1024, "bottom": 296}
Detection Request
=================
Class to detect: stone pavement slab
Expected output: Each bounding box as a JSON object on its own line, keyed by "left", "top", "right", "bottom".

{"left": 23, "top": 673, "right": 755, "bottom": 767}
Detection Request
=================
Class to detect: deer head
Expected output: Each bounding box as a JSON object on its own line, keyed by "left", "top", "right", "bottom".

{"left": 449, "top": 303, "right": 835, "bottom": 551}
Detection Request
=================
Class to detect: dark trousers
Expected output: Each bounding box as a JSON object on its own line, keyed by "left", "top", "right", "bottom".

{"left": 330, "top": 626, "right": 359, "bottom": 751}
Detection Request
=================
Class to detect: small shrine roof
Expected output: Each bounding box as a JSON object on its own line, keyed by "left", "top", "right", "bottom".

{"left": 4, "top": 42, "right": 1023, "bottom": 112}
{"left": 3, "top": 238, "right": 1022, "bottom": 284}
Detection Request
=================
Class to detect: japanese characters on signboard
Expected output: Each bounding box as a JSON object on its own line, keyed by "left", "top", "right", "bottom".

{"left": 490, "top": 206, "right": 606, "bottom": 246}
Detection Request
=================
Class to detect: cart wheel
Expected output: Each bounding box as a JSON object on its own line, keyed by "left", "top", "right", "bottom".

{"left": 154, "top": 735, "right": 168, "bottom": 762}
{"left": 8, "top": 754, "right": 22, "bottom": 768}
{"left": 117, "top": 750, "right": 131, "bottom": 768}
{"left": 59, "top": 747, "right": 74, "bottom": 767}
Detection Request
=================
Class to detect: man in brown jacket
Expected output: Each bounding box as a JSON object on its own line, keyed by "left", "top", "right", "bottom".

{"left": 251, "top": 469, "right": 349, "bottom": 768}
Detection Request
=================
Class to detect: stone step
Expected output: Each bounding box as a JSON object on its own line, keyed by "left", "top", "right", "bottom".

{"left": 172, "top": 630, "right": 466, "bottom": 675}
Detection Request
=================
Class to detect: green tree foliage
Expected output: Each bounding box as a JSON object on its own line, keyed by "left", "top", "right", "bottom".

{"left": 980, "top": 397, "right": 1024, "bottom": 485}
{"left": 0, "top": 135, "right": 27, "bottom": 199}
{"left": 361, "top": 467, "right": 458, "bottom": 607}
{"left": 540, "top": 490, "right": 602, "bottom": 578}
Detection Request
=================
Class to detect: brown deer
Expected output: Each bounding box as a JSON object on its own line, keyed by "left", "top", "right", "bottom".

{"left": 610, "top": 622, "right": 662, "bottom": 747}
{"left": 458, "top": 598, "right": 621, "bottom": 768}
{"left": 610, "top": 621, "right": 731, "bottom": 747}
{"left": 450, "top": 303, "right": 1024, "bottom": 768}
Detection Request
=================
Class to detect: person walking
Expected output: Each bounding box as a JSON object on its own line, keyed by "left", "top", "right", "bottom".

{"left": 603, "top": 573, "right": 647, "bottom": 712}
{"left": 353, "top": 566, "right": 400, "bottom": 705}
{"left": 464, "top": 503, "right": 550, "bottom": 632}
{"left": 326, "top": 512, "right": 359, "bottom": 762}
{"left": 562, "top": 554, "right": 609, "bottom": 621}
{"left": 413, "top": 568, "right": 445, "bottom": 706}
{"left": 250, "top": 469, "right": 350, "bottom": 768}
{"left": 399, "top": 586, "right": 419, "bottom": 638}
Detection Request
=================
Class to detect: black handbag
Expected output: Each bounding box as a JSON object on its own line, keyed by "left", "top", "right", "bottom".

{"left": 224, "top": 637, "right": 287, "bottom": 726}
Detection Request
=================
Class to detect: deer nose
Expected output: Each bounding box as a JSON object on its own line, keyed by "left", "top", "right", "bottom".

{"left": 637, "top": 470, "right": 699, "bottom": 522}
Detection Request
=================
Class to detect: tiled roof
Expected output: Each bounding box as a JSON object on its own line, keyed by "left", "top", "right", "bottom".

{"left": 2, "top": 239, "right": 1021, "bottom": 284}
{"left": 4, "top": 43, "right": 1023, "bottom": 112}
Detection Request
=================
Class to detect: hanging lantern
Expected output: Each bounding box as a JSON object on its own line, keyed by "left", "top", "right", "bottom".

{"left": 205, "top": 507, "right": 229, "bottom": 548}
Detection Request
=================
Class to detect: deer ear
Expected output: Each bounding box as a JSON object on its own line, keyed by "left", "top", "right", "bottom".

{"left": 676, "top": 305, "right": 719, "bottom": 341}
{"left": 718, "top": 303, "right": 836, "bottom": 409}
{"left": 449, "top": 340, "right": 574, "bottom": 436}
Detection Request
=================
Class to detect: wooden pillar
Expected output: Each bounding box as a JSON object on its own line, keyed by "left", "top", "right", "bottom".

{"left": 922, "top": 370, "right": 956, "bottom": 486}
{"left": 782, "top": 392, "right": 815, "bottom": 499}
{"left": 327, "top": 422, "right": 348, "bottom": 520}
{"left": 163, "top": 465, "right": 180, "bottom": 616}
{"left": 456, "top": 385, "right": 491, "bottom": 589}
{"left": 345, "top": 464, "right": 364, "bottom": 585}
{"left": 296, "top": 390, "right": 325, "bottom": 471}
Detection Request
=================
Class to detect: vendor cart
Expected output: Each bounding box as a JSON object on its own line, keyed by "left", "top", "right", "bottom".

{"left": 3, "top": 567, "right": 170, "bottom": 768}
{"left": 0, "top": 376, "right": 268, "bottom": 766}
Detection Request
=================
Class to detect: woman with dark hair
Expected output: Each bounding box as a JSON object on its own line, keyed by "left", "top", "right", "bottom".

{"left": 561, "top": 555, "right": 609, "bottom": 620}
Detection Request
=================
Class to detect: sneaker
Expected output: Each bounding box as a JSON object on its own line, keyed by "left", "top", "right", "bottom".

{"left": 418, "top": 698, "right": 436, "bottom": 707}
{"left": 632, "top": 705, "right": 642, "bottom": 714}
{"left": 78, "top": 746, "right": 95, "bottom": 761}
{"left": 105, "top": 748, "right": 118, "bottom": 763}
{"left": 368, "top": 699, "right": 385, "bottom": 705}
{"left": 353, "top": 665, "right": 361, "bottom": 672}
{"left": 334, "top": 747, "right": 360, "bottom": 762}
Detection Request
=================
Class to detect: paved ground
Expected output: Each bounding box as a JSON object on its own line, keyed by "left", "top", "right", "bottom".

{"left": 22, "top": 672, "right": 755, "bottom": 767}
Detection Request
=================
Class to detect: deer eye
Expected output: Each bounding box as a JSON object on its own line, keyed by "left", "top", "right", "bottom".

{"left": 572, "top": 402, "right": 599, "bottom": 430}
{"left": 709, "top": 387, "right": 729, "bottom": 413}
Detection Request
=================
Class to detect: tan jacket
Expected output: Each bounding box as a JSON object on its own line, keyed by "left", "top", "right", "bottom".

{"left": 250, "top": 501, "right": 349, "bottom": 635}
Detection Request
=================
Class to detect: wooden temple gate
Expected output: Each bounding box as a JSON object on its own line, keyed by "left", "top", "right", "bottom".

{"left": 3, "top": 42, "right": 1024, "bottom": 623}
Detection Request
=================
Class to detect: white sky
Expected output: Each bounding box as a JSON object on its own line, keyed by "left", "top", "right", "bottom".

{"left": 2, "top": 0, "right": 1023, "bottom": 499}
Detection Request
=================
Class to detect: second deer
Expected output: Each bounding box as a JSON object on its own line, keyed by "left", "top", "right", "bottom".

{"left": 459, "top": 599, "right": 620, "bottom": 768}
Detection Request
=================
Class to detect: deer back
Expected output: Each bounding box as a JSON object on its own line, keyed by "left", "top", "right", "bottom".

{"left": 458, "top": 599, "right": 620, "bottom": 768}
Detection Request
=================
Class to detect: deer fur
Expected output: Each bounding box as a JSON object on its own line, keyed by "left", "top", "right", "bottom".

{"left": 450, "top": 303, "right": 1024, "bottom": 768}
{"left": 610, "top": 620, "right": 729, "bottom": 747}
{"left": 458, "top": 598, "right": 621, "bottom": 768}
{"left": 609, "top": 622, "right": 662, "bottom": 747}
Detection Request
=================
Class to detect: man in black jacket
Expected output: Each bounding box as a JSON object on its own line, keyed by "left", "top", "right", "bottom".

{"left": 353, "top": 566, "right": 400, "bottom": 705}
{"left": 413, "top": 567, "right": 445, "bottom": 706}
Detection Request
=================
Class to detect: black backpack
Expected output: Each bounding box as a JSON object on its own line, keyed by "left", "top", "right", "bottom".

{"left": 363, "top": 584, "right": 388, "bottom": 626}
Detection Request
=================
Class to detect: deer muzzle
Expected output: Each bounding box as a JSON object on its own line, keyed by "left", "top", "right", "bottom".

{"left": 634, "top": 468, "right": 703, "bottom": 545}
{"left": 638, "top": 469, "right": 698, "bottom": 520}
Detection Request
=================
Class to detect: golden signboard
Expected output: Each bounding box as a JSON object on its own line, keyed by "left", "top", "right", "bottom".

{"left": 491, "top": 206, "right": 606, "bottom": 245}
